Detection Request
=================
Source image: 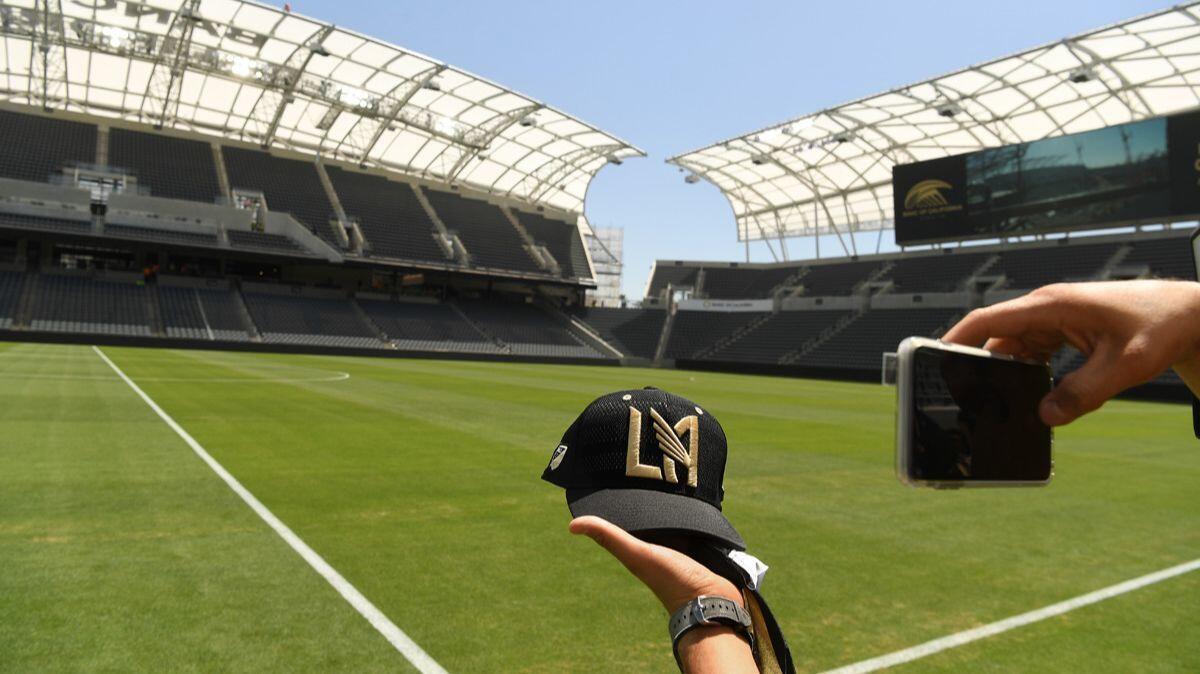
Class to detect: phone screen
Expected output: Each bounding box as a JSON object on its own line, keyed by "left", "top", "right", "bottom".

{"left": 1192, "top": 231, "right": 1200, "bottom": 280}
{"left": 909, "top": 346, "right": 1052, "bottom": 482}
{"left": 1192, "top": 230, "right": 1199, "bottom": 439}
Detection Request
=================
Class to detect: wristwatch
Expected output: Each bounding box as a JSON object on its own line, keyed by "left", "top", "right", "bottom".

{"left": 668, "top": 595, "right": 754, "bottom": 669}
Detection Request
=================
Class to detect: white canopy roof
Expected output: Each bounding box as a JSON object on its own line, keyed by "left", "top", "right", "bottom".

{"left": 668, "top": 3, "right": 1200, "bottom": 244}
{"left": 0, "top": 0, "right": 643, "bottom": 215}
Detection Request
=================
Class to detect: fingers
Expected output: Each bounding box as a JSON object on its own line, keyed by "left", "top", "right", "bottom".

{"left": 943, "top": 291, "right": 1061, "bottom": 347}
{"left": 983, "top": 337, "right": 1029, "bottom": 357}
{"left": 1039, "top": 345, "right": 1147, "bottom": 426}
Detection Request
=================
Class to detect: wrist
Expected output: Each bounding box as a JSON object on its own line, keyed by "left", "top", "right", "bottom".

{"left": 676, "top": 626, "right": 757, "bottom": 674}
{"left": 665, "top": 577, "right": 743, "bottom": 615}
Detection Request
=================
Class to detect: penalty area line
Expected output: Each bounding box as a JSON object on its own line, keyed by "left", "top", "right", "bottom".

{"left": 92, "top": 345, "right": 447, "bottom": 674}
{"left": 822, "top": 556, "right": 1200, "bottom": 674}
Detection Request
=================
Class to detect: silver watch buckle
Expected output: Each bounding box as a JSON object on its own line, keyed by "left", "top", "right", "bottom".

{"left": 691, "top": 596, "right": 717, "bottom": 626}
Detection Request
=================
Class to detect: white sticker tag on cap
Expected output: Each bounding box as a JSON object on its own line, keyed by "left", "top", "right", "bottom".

{"left": 727, "top": 550, "right": 769, "bottom": 590}
{"left": 548, "top": 444, "right": 568, "bottom": 470}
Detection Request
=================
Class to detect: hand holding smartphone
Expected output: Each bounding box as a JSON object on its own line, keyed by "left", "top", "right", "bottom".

{"left": 896, "top": 337, "right": 1053, "bottom": 488}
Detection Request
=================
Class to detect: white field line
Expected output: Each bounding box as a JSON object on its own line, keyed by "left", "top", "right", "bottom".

{"left": 92, "top": 346, "right": 446, "bottom": 674}
{"left": 4, "top": 372, "right": 350, "bottom": 383}
{"left": 823, "top": 557, "right": 1200, "bottom": 674}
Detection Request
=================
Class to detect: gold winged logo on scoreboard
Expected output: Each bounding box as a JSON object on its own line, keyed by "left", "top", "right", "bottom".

{"left": 904, "top": 179, "right": 954, "bottom": 210}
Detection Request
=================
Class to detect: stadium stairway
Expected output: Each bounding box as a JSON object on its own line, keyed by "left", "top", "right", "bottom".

{"left": 447, "top": 302, "right": 509, "bottom": 352}
{"left": 503, "top": 208, "right": 561, "bottom": 277}
{"left": 410, "top": 184, "right": 461, "bottom": 263}
{"left": 13, "top": 270, "right": 36, "bottom": 328}
{"left": 693, "top": 311, "right": 775, "bottom": 360}
{"left": 571, "top": 307, "right": 667, "bottom": 362}
{"left": 855, "top": 261, "right": 895, "bottom": 294}
{"left": 538, "top": 301, "right": 623, "bottom": 359}
{"left": 653, "top": 305, "right": 677, "bottom": 363}
{"left": 351, "top": 299, "right": 393, "bottom": 346}
{"left": 771, "top": 267, "right": 810, "bottom": 300}
{"left": 231, "top": 281, "right": 263, "bottom": 341}
{"left": 1097, "top": 244, "right": 1134, "bottom": 279}
{"left": 779, "top": 310, "right": 863, "bottom": 365}
{"left": 147, "top": 283, "right": 166, "bottom": 336}
{"left": 314, "top": 161, "right": 353, "bottom": 250}
{"left": 961, "top": 254, "right": 1003, "bottom": 291}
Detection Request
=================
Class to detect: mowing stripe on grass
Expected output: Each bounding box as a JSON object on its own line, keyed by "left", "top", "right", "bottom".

{"left": 823, "top": 557, "right": 1200, "bottom": 673}
{"left": 92, "top": 346, "right": 447, "bottom": 674}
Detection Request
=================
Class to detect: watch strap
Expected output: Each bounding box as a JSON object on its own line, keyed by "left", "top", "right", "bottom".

{"left": 668, "top": 595, "right": 754, "bottom": 670}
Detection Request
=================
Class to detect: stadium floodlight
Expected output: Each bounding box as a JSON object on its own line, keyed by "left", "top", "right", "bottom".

{"left": 684, "top": 173, "right": 701, "bottom": 184}
{"left": 936, "top": 103, "right": 963, "bottom": 118}
{"left": 606, "top": 155, "right": 623, "bottom": 166}
{"left": 1068, "top": 66, "right": 1097, "bottom": 83}
{"left": 423, "top": 78, "right": 443, "bottom": 92}
{"left": 225, "top": 54, "right": 266, "bottom": 80}
{"left": 308, "top": 43, "right": 331, "bottom": 58}
{"left": 751, "top": 154, "right": 771, "bottom": 166}
{"left": 94, "top": 25, "right": 133, "bottom": 51}
{"left": 519, "top": 114, "right": 539, "bottom": 127}
{"left": 433, "top": 115, "right": 464, "bottom": 137}
{"left": 336, "top": 86, "right": 376, "bottom": 110}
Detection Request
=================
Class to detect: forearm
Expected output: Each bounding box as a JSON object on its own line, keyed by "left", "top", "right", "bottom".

{"left": 1174, "top": 358, "right": 1200, "bottom": 399}
{"left": 677, "top": 626, "right": 758, "bottom": 674}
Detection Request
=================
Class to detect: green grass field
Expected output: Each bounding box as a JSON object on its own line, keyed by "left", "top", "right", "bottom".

{"left": 1, "top": 341, "right": 1197, "bottom": 673}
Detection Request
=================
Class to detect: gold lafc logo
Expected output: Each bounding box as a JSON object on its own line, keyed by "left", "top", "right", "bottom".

{"left": 625, "top": 406, "right": 700, "bottom": 487}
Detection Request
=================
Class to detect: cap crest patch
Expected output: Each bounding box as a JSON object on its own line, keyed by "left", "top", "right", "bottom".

{"left": 548, "top": 444, "right": 568, "bottom": 471}
{"left": 625, "top": 406, "right": 700, "bottom": 487}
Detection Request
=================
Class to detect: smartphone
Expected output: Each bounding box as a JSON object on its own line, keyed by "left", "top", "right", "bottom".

{"left": 1191, "top": 228, "right": 1200, "bottom": 281}
{"left": 896, "top": 337, "right": 1053, "bottom": 488}
{"left": 1191, "top": 228, "right": 1199, "bottom": 438}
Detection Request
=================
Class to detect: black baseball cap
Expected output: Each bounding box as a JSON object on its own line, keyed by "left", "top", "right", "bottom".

{"left": 541, "top": 387, "right": 744, "bottom": 550}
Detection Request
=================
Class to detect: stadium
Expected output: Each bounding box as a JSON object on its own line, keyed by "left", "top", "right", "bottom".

{"left": 1, "top": 1, "right": 1198, "bottom": 672}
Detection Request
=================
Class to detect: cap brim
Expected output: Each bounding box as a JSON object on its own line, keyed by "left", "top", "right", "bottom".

{"left": 566, "top": 487, "right": 746, "bottom": 551}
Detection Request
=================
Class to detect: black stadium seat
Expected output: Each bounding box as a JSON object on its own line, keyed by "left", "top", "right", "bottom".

{"left": 573, "top": 307, "right": 666, "bottom": 359}
{"left": 708, "top": 311, "right": 850, "bottom": 363}
{"left": 515, "top": 210, "right": 591, "bottom": 279}
{"left": 0, "top": 109, "right": 95, "bottom": 183}
{"left": 423, "top": 189, "right": 542, "bottom": 274}
{"left": 882, "top": 252, "right": 991, "bottom": 293}
{"left": 798, "top": 260, "right": 884, "bottom": 296}
{"left": 701, "top": 266, "right": 798, "bottom": 299}
{"left": 158, "top": 286, "right": 251, "bottom": 341}
{"left": 991, "top": 241, "right": 1117, "bottom": 288}
{"left": 223, "top": 147, "right": 341, "bottom": 246}
{"left": 241, "top": 291, "right": 384, "bottom": 349}
{"left": 456, "top": 300, "right": 603, "bottom": 358}
{"left": 29, "top": 274, "right": 151, "bottom": 336}
{"left": 0, "top": 270, "right": 27, "bottom": 329}
{"left": 646, "top": 265, "right": 699, "bottom": 298}
{"left": 108, "top": 128, "right": 221, "bottom": 203}
{"left": 664, "top": 310, "right": 765, "bottom": 360}
{"left": 324, "top": 166, "right": 447, "bottom": 264}
{"left": 359, "top": 299, "right": 499, "bottom": 353}
{"left": 226, "top": 230, "right": 308, "bottom": 256}
{"left": 1123, "top": 234, "right": 1193, "bottom": 280}
{"left": 796, "top": 308, "right": 961, "bottom": 371}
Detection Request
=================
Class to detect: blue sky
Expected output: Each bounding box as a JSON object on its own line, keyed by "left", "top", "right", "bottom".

{"left": 294, "top": 0, "right": 1170, "bottom": 298}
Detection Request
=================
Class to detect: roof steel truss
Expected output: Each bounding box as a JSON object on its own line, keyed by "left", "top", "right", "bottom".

{"left": 668, "top": 3, "right": 1200, "bottom": 244}
{"left": 0, "top": 0, "right": 641, "bottom": 216}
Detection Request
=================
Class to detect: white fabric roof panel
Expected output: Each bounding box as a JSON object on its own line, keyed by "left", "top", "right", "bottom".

{"left": 668, "top": 3, "right": 1200, "bottom": 242}
{"left": 0, "top": 0, "right": 642, "bottom": 215}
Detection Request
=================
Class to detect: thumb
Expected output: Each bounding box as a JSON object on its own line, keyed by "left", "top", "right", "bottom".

{"left": 1040, "top": 348, "right": 1132, "bottom": 426}
{"left": 569, "top": 516, "right": 653, "bottom": 574}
